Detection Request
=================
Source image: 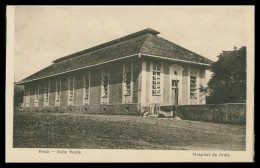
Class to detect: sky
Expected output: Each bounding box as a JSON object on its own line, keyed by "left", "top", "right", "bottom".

{"left": 14, "top": 6, "right": 247, "bottom": 82}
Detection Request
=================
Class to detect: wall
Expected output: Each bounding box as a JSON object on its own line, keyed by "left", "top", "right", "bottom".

{"left": 163, "top": 62, "right": 170, "bottom": 104}
{"left": 38, "top": 80, "right": 45, "bottom": 107}
{"left": 144, "top": 59, "right": 163, "bottom": 104}
{"left": 60, "top": 74, "right": 68, "bottom": 107}
{"left": 182, "top": 64, "right": 189, "bottom": 105}
{"left": 49, "top": 78, "right": 56, "bottom": 107}
{"left": 132, "top": 58, "right": 141, "bottom": 104}
{"left": 145, "top": 60, "right": 150, "bottom": 104}
{"left": 22, "top": 58, "right": 142, "bottom": 109}
{"left": 140, "top": 58, "right": 206, "bottom": 107}
{"left": 109, "top": 62, "right": 123, "bottom": 104}
{"left": 74, "top": 72, "right": 83, "bottom": 106}
{"left": 22, "top": 58, "right": 208, "bottom": 112}
{"left": 89, "top": 67, "right": 101, "bottom": 105}
{"left": 29, "top": 83, "right": 34, "bottom": 107}
{"left": 159, "top": 103, "right": 246, "bottom": 125}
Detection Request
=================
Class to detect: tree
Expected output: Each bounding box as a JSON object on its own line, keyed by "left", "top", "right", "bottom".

{"left": 206, "top": 46, "right": 246, "bottom": 104}
{"left": 14, "top": 82, "right": 24, "bottom": 110}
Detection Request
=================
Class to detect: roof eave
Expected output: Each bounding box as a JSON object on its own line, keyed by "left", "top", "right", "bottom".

{"left": 16, "top": 53, "right": 140, "bottom": 85}
{"left": 17, "top": 53, "right": 212, "bottom": 85}
{"left": 140, "top": 53, "right": 212, "bottom": 67}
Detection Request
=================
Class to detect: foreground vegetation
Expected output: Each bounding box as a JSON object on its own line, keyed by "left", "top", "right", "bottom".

{"left": 13, "top": 112, "right": 246, "bottom": 150}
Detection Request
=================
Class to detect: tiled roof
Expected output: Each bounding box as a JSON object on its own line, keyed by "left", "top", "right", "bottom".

{"left": 140, "top": 35, "right": 213, "bottom": 65}
{"left": 18, "top": 28, "right": 213, "bottom": 84}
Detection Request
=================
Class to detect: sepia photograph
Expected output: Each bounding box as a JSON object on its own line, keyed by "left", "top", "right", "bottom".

{"left": 6, "top": 5, "right": 254, "bottom": 162}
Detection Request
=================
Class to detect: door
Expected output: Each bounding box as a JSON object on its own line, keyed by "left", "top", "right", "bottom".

{"left": 169, "top": 64, "right": 183, "bottom": 105}
{"left": 171, "top": 80, "right": 179, "bottom": 105}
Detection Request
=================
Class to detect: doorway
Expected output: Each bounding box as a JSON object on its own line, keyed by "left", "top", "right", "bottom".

{"left": 171, "top": 80, "right": 179, "bottom": 105}
{"left": 169, "top": 64, "right": 183, "bottom": 105}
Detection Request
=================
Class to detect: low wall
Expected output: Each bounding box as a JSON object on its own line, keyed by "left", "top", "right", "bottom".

{"left": 23, "top": 103, "right": 141, "bottom": 116}
{"left": 159, "top": 103, "right": 246, "bottom": 125}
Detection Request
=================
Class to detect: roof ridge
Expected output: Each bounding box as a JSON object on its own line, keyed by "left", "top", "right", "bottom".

{"left": 139, "top": 33, "right": 152, "bottom": 53}
{"left": 53, "top": 28, "right": 160, "bottom": 63}
{"left": 55, "top": 34, "right": 150, "bottom": 64}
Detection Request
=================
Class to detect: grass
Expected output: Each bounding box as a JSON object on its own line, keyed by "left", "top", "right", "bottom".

{"left": 13, "top": 112, "right": 246, "bottom": 150}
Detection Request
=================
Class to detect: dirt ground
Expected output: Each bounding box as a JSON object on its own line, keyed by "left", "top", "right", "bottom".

{"left": 13, "top": 112, "right": 246, "bottom": 150}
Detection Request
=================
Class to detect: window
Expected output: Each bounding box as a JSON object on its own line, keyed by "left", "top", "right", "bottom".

{"left": 35, "top": 84, "right": 39, "bottom": 103}
{"left": 101, "top": 69, "right": 109, "bottom": 98}
{"left": 190, "top": 76, "right": 197, "bottom": 99}
{"left": 123, "top": 64, "right": 131, "bottom": 96}
{"left": 174, "top": 70, "right": 178, "bottom": 75}
{"left": 56, "top": 78, "right": 61, "bottom": 102}
{"left": 172, "top": 80, "right": 179, "bottom": 88}
{"left": 68, "top": 76, "right": 74, "bottom": 100}
{"left": 152, "top": 63, "right": 161, "bottom": 95}
{"left": 84, "top": 72, "right": 90, "bottom": 100}
{"left": 44, "top": 81, "right": 50, "bottom": 102}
